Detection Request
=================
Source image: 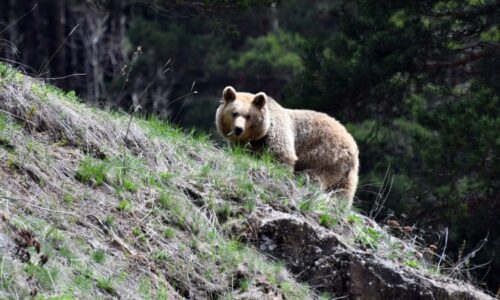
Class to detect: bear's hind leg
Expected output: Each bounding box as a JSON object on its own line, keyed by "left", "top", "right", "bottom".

{"left": 310, "top": 167, "right": 356, "bottom": 209}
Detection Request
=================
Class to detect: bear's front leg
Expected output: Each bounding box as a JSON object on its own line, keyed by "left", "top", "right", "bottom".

{"left": 280, "top": 153, "right": 298, "bottom": 166}
{"left": 268, "top": 132, "right": 298, "bottom": 167}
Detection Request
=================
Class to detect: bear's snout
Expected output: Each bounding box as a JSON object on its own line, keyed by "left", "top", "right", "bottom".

{"left": 234, "top": 127, "right": 243, "bottom": 136}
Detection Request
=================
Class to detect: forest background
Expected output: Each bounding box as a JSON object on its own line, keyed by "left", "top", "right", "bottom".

{"left": 1, "top": 0, "right": 499, "bottom": 293}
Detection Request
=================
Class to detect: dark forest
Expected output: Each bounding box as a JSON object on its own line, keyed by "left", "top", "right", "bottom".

{"left": 1, "top": 0, "right": 499, "bottom": 294}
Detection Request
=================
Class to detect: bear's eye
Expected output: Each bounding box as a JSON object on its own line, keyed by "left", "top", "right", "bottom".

{"left": 245, "top": 114, "right": 251, "bottom": 120}
{"left": 232, "top": 112, "right": 238, "bottom": 118}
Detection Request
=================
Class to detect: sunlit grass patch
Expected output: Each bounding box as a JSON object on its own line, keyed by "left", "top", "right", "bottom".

{"left": 75, "top": 157, "right": 109, "bottom": 186}
{"left": 139, "top": 116, "right": 185, "bottom": 141}
{"left": 117, "top": 199, "right": 133, "bottom": 211}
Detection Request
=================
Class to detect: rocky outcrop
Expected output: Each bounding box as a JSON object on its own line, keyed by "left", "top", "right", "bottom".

{"left": 245, "top": 209, "right": 493, "bottom": 300}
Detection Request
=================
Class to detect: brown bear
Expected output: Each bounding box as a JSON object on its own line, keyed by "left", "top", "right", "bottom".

{"left": 215, "top": 86, "right": 359, "bottom": 207}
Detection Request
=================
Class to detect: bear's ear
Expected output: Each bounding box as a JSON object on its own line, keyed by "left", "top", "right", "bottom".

{"left": 222, "top": 86, "right": 236, "bottom": 103}
{"left": 252, "top": 92, "right": 267, "bottom": 109}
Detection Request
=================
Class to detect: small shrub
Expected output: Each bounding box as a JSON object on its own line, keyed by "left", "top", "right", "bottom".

{"left": 145, "top": 175, "right": 160, "bottom": 187}
{"left": 0, "top": 136, "right": 14, "bottom": 152}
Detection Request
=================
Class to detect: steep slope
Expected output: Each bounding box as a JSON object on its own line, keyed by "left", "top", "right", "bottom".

{"left": 0, "top": 63, "right": 494, "bottom": 299}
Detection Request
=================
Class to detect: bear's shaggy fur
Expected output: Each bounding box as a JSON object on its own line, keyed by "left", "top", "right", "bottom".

{"left": 215, "top": 86, "right": 359, "bottom": 206}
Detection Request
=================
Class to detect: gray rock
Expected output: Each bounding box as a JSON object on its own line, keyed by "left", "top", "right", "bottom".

{"left": 247, "top": 210, "right": 493, "bottom": 300}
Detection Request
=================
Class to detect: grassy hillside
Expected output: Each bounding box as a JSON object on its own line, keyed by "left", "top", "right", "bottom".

{"left": 0, "top": 63, "right": 493, "bottom": 299}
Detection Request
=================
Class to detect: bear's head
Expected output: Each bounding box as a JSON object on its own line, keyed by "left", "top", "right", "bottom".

{"left": 215, "top": 86, "right": 270, "bottom": 143}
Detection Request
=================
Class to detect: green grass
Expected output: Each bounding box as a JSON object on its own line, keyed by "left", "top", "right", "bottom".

{"left": 158, "top": 192, "right": 176, "bottom": 210}
{"left": 216, "top": 203, "right": 233, "bottom": 222}
{"left": 24, "top": 264, "right": 59, "bottom": 290}
{"left": 73, "top": 269, "right": 94, "bottom": 291}
{"left": 355, "top": 226, "right": 383, "bottom": 249}
{"left": 0, "top": 63, "right": 17, "bottom": 82}
{"left": 159, "top": 171, "right": 176, "bottom": 182}
{"left": 45, "top": 226, "right": 65, "bottom": 245}
{"left": 198, "top": 163, "right": 212, "bottom": 177}
{"left": 347, "top": 213, "right": 363, "bottom": 225}
{"left": 238, "top": 278, "right": 250, "bottom": 292}
{"left": 0, "top": 113, "right": 7, "bottom": 132}
{"left": 59, "top": 246, "right": 76, "bottom": 262}
{"left": 92, "top": 250, "right": 106, "bottom": 264}
{"left": 0, "top": 257, "right": 16, "bottom": 291}
{"left": 75, "top": 157, "right": 109, "bottom": 186}
{"left": 236, "top": 178, "right": 255, "bottom": 195}
{"left": 122, "top": 178, "right": 138, "bottom": 192}
{"left": 298, "top": 198, "right": 313, "bottom": 212}
{"left": 405, "top": 259, "right": 419, "bottom": 269}
{"left": 132, "top": 227, "right": 146, "bottom": 242}
{"left": 117, "top": 199, "right": 133, "bottom": 211}
{"left": 96, "top": 277, "right": 117, "bottom": 296}
{"left": 163, "top": 227, "right": 176, "bottom": 239}
{"left": 40, "top": 295, "right": 76, "bottom": 300}
{"left": 138, "top": 277, "right": 152, "bottom": 299}
{"left": 140, "top": 117, "right": 185, "bottom": 141}
{"left": 319, "top": 213, "right": 337, "bottom": 228}
{"left": 104, "top": 215, "right": 114, "bottom": 227}
{"left": 0, "top": 113, "right": 16, "bottom": 152}
{"left": 153, "top": 250, "right": 169, "bottom": 261}
{"left": 63, "top": 193, "right": 76, "bottom": 206}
